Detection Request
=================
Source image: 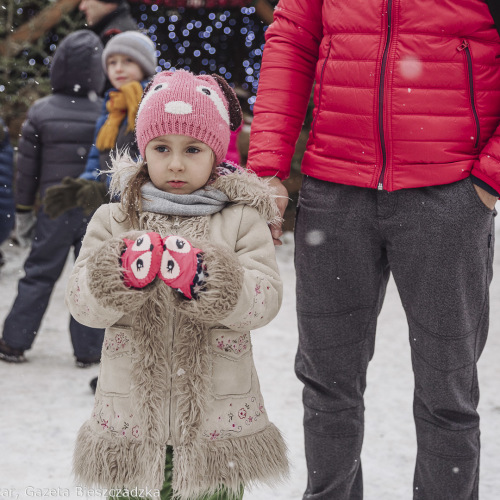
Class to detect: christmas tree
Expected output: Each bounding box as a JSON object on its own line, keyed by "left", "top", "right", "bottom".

{"left": 0, "top": 0, "right": 85, "bottom": 139}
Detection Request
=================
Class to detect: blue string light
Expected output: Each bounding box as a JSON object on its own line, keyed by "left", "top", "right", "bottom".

{"left": 126, "top": 3, "right": 270, "bottom": 111}
{"left": 8, "top": 2, "right": 273, "bottom": 112}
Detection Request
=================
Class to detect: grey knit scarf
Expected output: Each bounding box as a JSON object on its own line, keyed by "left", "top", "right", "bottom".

{"left": 140, "top": 181, "right": 229, "bottom": 216}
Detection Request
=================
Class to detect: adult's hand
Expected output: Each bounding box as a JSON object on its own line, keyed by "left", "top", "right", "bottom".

{"left": 262, "top": 176, "right": 289, "bottom": 246}
{"left": 473, "top": 184, "right": 498, "bottom": 210}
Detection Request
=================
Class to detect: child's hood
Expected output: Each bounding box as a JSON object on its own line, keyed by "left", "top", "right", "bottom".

{"left": 108, "top": 152, "right": 282, "bottom": 226}
{"left": 50, "top": 30, "right": 105, "bottom": 98}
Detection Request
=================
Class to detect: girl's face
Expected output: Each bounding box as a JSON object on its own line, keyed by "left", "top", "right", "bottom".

{"left": 145, "top": 134, "right": 215, "bottom": 195}
{"left": 106, "top": 54, "right": 144, "bottom": 89}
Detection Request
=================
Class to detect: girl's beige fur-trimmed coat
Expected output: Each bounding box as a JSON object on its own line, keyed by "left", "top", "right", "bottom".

{"left": 65, "top": 159, "right": 288, "bottom": 499}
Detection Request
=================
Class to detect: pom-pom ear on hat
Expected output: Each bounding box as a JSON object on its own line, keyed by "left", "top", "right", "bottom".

{"left": 210, "top": 74, "right": 243, "bottom": 132}
{"left": 135, "top": 70, "right": 243, "bottom": 165}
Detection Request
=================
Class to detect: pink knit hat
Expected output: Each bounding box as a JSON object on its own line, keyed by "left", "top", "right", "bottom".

{"left": 135, "top": 70, "right": 242, "bottom": 165}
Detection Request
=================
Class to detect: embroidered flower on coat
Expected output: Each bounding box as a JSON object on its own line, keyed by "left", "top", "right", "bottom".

{"left": 215, "top": 333, "right": 249, "bottom": 355}
{"left": 226, "top": 277, "right": 270, "bottom": 329}
{"left": 93, "top": 399, "right": 137, "bottom": 439}
{"left": 202, "top": 397, "right": 266, "bottom": 440}
{"left": 104, "top": 331, "right": 130, "bottom": 352}
{"left": 209, "top": 430, "right": 220, "bottom": 440}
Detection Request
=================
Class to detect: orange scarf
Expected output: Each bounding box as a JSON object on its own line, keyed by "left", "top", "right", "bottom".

{"left": 95, "top": 81, "right": 143, "bottom": 151}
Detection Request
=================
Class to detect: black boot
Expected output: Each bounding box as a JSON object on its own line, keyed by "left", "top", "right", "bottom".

{"left": 0, "top": 338, "right": 26, "bottom": 363}
{"left": 75, "top": 357, "right": 100, "bottom": 368}
{"left": 89, "top": 376, "right": 98, "bottom": 393}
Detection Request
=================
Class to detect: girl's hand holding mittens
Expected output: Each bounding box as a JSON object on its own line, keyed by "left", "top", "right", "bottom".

{"left": 158, "top": 235, "right": 205, "bottom": 300}
{"left": 120, "top": 232, "right": 164, "bottom": 288}
{"left": 120, "top": 232, "right": 205, "bottom": 298}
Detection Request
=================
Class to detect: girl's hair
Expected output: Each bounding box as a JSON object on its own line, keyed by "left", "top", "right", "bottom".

{"left": 120, "top": 161, "right": 150, "bottom": 228}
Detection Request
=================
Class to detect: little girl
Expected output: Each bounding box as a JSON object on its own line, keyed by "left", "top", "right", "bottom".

{"left": 66, "top": 69, "right": 288, "bottom": 499}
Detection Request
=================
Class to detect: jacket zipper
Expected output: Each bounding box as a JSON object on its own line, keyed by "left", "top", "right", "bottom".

{"left": 377, "top": 0, "right": 393, "bottom": 191}
{"left": 167, "top": 215, "right": 180, "bottom": 445}
{"left": 312, "top": 39, "right": 332, "bottom": 138}
{"left": 457, "top": 40, "right": 480, "bottom": 149}
{"left": 167, "top": 309, "right": 176, "bottom": 445}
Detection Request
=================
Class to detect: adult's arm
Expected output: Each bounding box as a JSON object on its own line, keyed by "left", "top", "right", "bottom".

{"left": 247, "top": 0, "right": 323, "bottom": 180}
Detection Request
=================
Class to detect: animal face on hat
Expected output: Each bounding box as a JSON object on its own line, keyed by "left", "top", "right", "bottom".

{"left": 135, "top": 70, "right": 242, "bottom": 164}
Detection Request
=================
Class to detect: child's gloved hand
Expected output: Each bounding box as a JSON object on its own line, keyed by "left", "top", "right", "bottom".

{"left": 158, "top": 235, "right": 205, "bottom": 299}
{"left": 43, "top": 177, "right": 83, "bottom": 218}
{"left": 76, "top": 180, "right": 110, "bottom": 215}
{"left": 120, "top": 232, "right": 163, "bottom": 289}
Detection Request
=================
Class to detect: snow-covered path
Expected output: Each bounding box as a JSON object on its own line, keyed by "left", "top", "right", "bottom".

{"left": 0, "top": 228, "right": 499, "bottom": 499}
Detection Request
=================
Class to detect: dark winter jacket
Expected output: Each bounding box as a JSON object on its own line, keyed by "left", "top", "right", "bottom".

{"left": 89, "top": 2, "right": 137, "bottom": 44}
{"left": 0, "top": 119, "right": 15, "bottom": 244}
{"left": 15, "top": 30, "right": 105, "bottom": 210}
{"left": 248, "top": 0, "right": 500, "bottom": 193}
{"left": 80, "top": 80, "right": 148, "bottom": 184}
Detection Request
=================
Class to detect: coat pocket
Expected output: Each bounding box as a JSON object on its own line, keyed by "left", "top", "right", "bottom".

{"left": 210, "top": 328, "right": 253, "bottom": 398}
{"left": 99, "top": 325, "right": 133, "bottom": 396}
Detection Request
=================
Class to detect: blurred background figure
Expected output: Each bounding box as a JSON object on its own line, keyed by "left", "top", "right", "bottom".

{"left": 42, "top": 31, "right": 157, "bottom": 393}
{"left": 0, "top": 30, "right": 106, "bottom": 366}
{"left": 79, "top": 0, "right": 137, "bottom": 44}
{"left": 0, "top": 118, "right": 15, "bottom": 269}
{"left": 44, "top": 31, "right": 157, "bottom": 225}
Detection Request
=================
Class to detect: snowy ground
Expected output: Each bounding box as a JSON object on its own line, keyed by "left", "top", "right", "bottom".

{"left": 0, "top": 227, "right": 499, "bottom": 500}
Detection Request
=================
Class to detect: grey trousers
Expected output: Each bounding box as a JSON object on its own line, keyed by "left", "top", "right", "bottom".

{"left": 3, "top": 208, "right": 104, "bottom": 361}
{"left": 294, "top": 176, "right": 495, "bottom": 500}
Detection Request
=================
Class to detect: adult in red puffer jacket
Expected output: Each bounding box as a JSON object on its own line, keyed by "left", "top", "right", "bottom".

{"left": 248, "top": 1, "right": 500, "bottom": 499}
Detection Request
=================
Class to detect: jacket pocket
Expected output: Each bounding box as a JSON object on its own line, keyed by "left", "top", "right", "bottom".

{"left": 463, "top": 177, "right": 496, "bottom": 215}
{"left": 99, "top": 325, "right": 133, "bottom": 396}
{"left": 457, "top": 39, "right": 480, "bottom": 149}
{"left": 312, "top": 37, "right": 332, "bottom": 139}
{"left": 210, "top": 328, "right": 252, "bottom": 398}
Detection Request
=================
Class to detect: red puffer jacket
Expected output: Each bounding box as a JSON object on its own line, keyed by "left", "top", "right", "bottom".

{"left": 247, "top": 0, "right": 500, "bottom": 193}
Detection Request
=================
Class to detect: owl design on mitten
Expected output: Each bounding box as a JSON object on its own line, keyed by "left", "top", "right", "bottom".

{"left": 120, "top": 232, "right": 164, "bottom": 288}
{"left": 158, "top": 235, "right": 204, "bottom": 299}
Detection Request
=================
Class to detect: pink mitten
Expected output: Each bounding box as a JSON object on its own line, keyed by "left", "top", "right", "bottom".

{"left": 120, "top": 232, "right": 163, "bottom": 288}
{"left": 158, "top": 235, "right": 203, "bottom": 299}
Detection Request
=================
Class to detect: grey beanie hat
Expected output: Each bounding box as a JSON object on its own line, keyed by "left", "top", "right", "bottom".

{"left": 102, "top": 31, "right": 157, "bottom": 78}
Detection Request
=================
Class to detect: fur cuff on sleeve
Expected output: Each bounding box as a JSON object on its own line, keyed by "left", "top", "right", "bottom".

{"left": 172, "top": 241, "right": 243, "bottom": 322}
{"left": 87, "top": 234, "right": 160, "bottom": 313}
